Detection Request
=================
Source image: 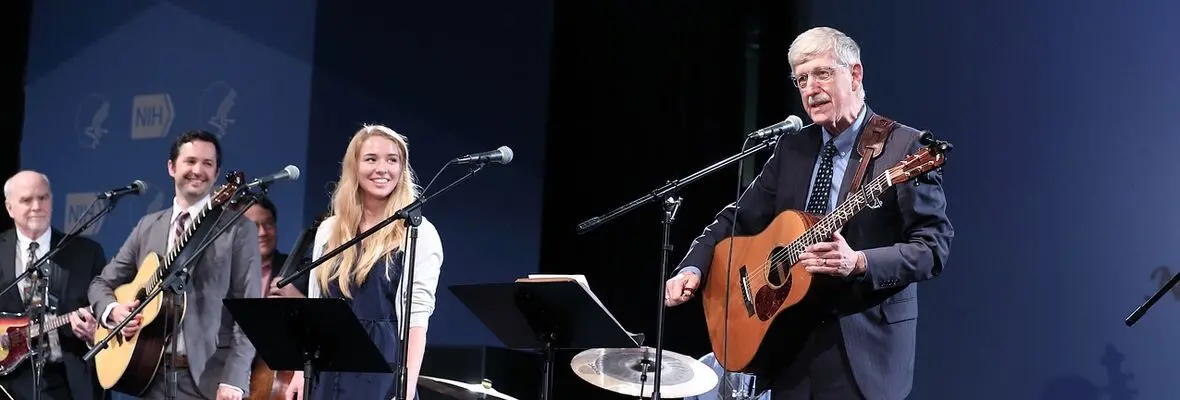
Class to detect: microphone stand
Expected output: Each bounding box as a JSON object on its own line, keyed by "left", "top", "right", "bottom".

{"left": 0, "top": 194, "right": 123, "bottom": 400}
{"left": 84, "top": 182, "right": 263, "bottom": 400}
{"left": 1126, "top": 268, "right": 1180, "bottom": 326}
{"left": 575, "top": 134, "right": 781, "bottom": 400}
{"left": 277, "top": 161, "right": 489, "bottom": 400}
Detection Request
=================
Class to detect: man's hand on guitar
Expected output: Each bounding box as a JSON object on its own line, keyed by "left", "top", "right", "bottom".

{"left": 801, "top": 231, "right": 866, "bottom": 278}
{"left": 109, "top": 299, "right": 143, "bottom": 337}
{"left": 285, "top": 372, "right": 304, "bottom": 399}
{"left": 268, "top": 278, "right": 305, "bottom": 298}
{"left": 664, "top": 271, "right": 700, "bottom": 307}
{"left": 69, "top": 307, "right": 98, "bottom": 342}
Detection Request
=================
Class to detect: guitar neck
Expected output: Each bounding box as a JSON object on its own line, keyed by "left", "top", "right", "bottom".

{"left": 145, "top": 202, "right": 219, "bottom": 292}
{"left": 27, "top": 312, "right": 73, "bottom": 337}
{"left": 790, "top": 172, "right": 893, "bottom": 256}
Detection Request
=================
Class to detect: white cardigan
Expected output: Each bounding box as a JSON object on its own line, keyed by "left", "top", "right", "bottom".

{"left": 306, "top": 215, "right": 444, "bottom": 336}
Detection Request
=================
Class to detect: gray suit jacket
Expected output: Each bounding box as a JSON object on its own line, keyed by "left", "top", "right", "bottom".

{"left": 88, "top": 207, "right": 261, "bottom": 398}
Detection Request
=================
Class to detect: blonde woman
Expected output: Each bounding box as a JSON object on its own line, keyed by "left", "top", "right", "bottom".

{"left": 285, "top": 125, "right": 444, "bottom": 399}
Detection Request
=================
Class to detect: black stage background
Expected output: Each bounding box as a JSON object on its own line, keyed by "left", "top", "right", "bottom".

{"left": 538, "top": 0, "right": 804, "bottom": 397}
{"left": 3, "top": 1, "right": 805, "bottom": 398}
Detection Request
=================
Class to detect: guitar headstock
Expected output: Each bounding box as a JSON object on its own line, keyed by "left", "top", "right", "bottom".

{"left": 211, "top": 170, "right": 246, "bottom": 207}
{"left": 887, "top": 131, "right": 953, "bottom": 186}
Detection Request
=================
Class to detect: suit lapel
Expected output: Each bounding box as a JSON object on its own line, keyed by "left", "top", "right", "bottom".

{"left": 149, "top": 208, "right": 173, "bottom": 257}
{"left": 0, "top": 230, "right": 19, "bottom": 310}
{"left": 0, "top": 230, "right": 15, "bottom": 289}
{"left": 787, "top": 130, "right": 824, "bottom": 211}
{"left": 48, "top": 230, "right": 70, "bottom": 309}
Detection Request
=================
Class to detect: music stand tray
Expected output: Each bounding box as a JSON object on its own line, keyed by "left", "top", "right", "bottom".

{"left": 449, "top": 277, "right": 641, "bottom": 400}
{"left": 224, "top": 298, "right": 392, "bottom": 398}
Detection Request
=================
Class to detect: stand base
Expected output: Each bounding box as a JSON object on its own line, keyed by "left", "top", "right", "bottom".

{"left": 303, "top": 356, "right": 315, "bottom": 400}
{"left": 540, "top": 341, "right": 554, "bottom": 400}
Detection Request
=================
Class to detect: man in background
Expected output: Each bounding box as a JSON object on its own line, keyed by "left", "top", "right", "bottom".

{"left": 242, "top": 197, "right": 307, "bottom": 298}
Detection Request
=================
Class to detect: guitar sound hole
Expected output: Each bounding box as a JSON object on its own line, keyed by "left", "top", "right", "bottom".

{"left": 764, "top": 246, "right": 793, "bottom": 291}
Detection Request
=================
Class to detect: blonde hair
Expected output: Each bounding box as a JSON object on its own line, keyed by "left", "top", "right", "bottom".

{"left": 317, "top": 124, "right": 419, "bottom": 299}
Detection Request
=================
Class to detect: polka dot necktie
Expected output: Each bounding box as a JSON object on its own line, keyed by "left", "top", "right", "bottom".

{"left": 806, "top": 141, "right": 838, "bottom": 215}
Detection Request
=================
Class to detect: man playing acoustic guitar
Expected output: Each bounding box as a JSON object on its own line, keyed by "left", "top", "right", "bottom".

{"left": 89, "top": 130, "right": 260, "bottom": 400}
{"left": 665, "top": 27, "right": 954, "bottom": 400}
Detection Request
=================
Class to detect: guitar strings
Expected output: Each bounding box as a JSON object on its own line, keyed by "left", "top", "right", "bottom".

{"left": 742, "top": 172, "right": 891, "bottom": 280}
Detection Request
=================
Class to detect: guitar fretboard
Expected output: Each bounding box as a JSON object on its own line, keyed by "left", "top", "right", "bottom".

{"left": 145, "top": 201, "right": 217, "bottom": 292}
{"left": 27, "top": 313, "right": 72, "bottom": 337}
{"left": 780, "top": 171, "right": 894, "bottom": 268}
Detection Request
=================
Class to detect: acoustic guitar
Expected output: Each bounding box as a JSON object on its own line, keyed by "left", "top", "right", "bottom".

{"left": 92, "top": 172, "right": 246, "bottom": 395}
{"left": 700, "top": 133, "right": 951, "bottom": 373}
{"left": 0, "top": 307, "right": 86, "bottom": 376}
{"left": 247, "top": 209, "right": 331, "bottom": 399}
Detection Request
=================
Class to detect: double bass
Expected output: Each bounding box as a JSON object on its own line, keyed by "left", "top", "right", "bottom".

{"left": 248, "top": 210, "right": 331, "bottom": 399}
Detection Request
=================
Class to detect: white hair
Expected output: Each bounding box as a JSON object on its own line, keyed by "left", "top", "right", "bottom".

{"left": 788, "top": 27, "right": 866, "bottom": 99}
{"left": 788, "top": 27, "right": 862, "bottom": 69}
{"left": 3, "top": 171, "right": 52, "bottom": 200}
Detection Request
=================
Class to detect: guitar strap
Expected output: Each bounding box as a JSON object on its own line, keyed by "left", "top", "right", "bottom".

{"left": 847, "top": 113, "right": 897, "bottom": 192}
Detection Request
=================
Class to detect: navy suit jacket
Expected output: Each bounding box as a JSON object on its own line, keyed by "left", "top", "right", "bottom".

{"left": 676, "top": 107, "right": 954, "bottom": 400}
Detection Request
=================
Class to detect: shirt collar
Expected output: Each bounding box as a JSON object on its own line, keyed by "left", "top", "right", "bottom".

{"left": 821, "top": 105, "right": 868, "bottom": 156}
{"left": 16, "top": 228, "right": 52, "bottom": 253}
{"left": 171, "top": 194, "right": 211, "bottom": 223}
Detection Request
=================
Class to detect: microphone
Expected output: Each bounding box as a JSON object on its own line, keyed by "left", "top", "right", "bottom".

{"left": 747, "top": 115, "right": 809, "bottom": 140}
{"left": 98, "top": 180, "right": 147, "bottom": 199}
{"left": 246, "top": 165, "right": 301, "bottom": 188}
{"left": 453, "top": 146, "right": 513, "bottom": 165}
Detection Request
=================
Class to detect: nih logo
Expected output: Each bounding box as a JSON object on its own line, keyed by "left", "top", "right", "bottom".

{"left": 64, "top": 192, "right": 106, "bottom": 236}
{"left": 131, "top": 93, "right": 174, "bottom": 140}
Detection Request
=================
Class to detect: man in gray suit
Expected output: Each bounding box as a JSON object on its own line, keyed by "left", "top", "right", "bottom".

{"left": 665, "top": 27, "right": 954, "bottom": 400}
{"left": 89, "top": 130, "right": 261, "bottom": 400}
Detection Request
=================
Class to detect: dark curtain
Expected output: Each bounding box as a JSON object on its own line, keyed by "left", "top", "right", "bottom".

{"left": 1, "top": 0, "right": 33, "bottom": 233}
{"left": 540, "top": 0, "right": 804, "bottom": 397}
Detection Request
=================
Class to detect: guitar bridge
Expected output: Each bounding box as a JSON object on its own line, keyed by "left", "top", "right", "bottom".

{"left": 738, "top": 266, "right": 755, "bottom": 317}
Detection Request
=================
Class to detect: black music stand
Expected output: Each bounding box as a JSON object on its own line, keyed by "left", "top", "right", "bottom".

{"left": 223, "top": 298, "right": 392, "bottom": 399}
{"left": 449, "top": 278, "right": 642, "bottom": 400}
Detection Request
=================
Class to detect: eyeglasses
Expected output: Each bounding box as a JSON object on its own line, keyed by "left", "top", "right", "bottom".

{"left": 790, "top": 65, "right": 842, "bottom": 88}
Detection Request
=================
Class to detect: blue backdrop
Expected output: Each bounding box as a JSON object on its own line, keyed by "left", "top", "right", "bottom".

{"left": 303, "top": 0, "right": 552, "bottom": 346}
{"left": 806, "top": 1, "right": 1179, "bottom": 399}
{"left": 21, "top": 0, "right": 316, "bottom": 264}
{"left": 20, "top": 0, "right": 551, "bottom": 357}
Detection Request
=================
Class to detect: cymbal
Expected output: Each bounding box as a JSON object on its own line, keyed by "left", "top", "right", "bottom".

{"left": 570, "top": 347, "right": 719, "bottom": 398}
{"left": 418, "top": 376, "right": 520, "bottom": 400}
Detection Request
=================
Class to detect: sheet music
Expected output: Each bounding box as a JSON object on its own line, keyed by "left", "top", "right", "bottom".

{"left": 527, "top": 274, "right": 640, "bottom": 339}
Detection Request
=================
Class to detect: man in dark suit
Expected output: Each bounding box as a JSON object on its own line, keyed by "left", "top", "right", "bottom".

{"left": 89, "top": 130, "right": 259, "bottom": 399}
{"left": 0, "top": 170, "right": 107, "bottom": 399}
{"left": 665, "top": 27, "right": 954, "bottom": 400}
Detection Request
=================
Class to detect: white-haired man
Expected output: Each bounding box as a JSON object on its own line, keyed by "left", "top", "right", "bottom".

{"left": 665, "top": 27, "right": 954, "bottom": 400}
{"left": 1, "top": 170, "right": 108, "bottom": 399}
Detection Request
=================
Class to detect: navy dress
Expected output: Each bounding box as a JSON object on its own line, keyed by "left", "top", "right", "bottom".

{"left": 310, "top": 251, "right": 415, "bottom": 399}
